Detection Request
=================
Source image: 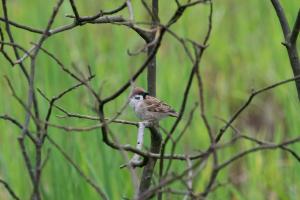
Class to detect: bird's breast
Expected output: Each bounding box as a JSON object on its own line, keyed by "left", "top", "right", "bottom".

{"left": 134, "top": 102, "right": 149, "bottom": 120}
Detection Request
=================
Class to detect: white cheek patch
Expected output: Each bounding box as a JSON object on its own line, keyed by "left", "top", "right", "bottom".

{"left": 129, "top": 98, "right": 136, "bottom": 108}
{"left": 129, "top": 95, "right": 144, "bottom": 110}
{"left": 134, "top": 95, "right": 143, "bottom": 100}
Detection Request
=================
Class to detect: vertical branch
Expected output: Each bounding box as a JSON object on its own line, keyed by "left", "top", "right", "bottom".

{"left": 290, "top": 9, "right": 300, "bottom": 45}
{"left": 270, "top": 0, "right": 300, "bottom": 100}
{"left": 147, "top": 0, "right": 159, "bottom": 96}
{"left": 183, "top": 157, "right": 193, "bottom": 200}
{"left": 138, "top": 0, "right": 162, "bottom": 198}
{"left": 126, "top": 122, "right": 146, "bottom": 167}
{"left": 138, "top": 126, "right": 162, "bottom": 196}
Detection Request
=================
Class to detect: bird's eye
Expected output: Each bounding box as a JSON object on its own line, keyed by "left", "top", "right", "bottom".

{"left": 134, "top": 96, "right": 141, "bottom": 100}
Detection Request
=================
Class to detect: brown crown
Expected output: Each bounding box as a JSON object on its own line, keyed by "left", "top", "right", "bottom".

{"left": 131, "top": 87, "right": 147, "bottom": 97}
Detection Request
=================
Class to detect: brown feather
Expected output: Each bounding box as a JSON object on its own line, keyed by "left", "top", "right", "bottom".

{"left": 130, "top": 87, "right": 146, "bottom": 97}
{"left": 144, "top": 96, "right": 178, "bottom": 117}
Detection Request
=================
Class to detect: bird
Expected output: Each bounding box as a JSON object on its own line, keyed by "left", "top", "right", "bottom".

{"left": 129, "top": 87, "right": 179, "bottom": 122}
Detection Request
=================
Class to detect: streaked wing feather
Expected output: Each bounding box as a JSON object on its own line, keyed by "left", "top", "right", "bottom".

{"left": 144, "top": 96, "right": 177, "bottom": 114}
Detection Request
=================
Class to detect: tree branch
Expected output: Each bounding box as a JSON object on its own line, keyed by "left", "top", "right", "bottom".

{"left": 0, "top": 179, "right": 20, "bottom": 200}
{"left": 290, "top": 9, "right": 300, "bottom": 44}
{"left": 270, "top": 0, "right": 300, "bottom": 100}
{"left": 215, "top": 75, "right": 300, "bottom": 143}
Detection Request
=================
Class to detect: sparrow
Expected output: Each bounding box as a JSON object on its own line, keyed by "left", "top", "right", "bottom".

{"left": 129, "top": 87, "right": 179, "bottom": 121}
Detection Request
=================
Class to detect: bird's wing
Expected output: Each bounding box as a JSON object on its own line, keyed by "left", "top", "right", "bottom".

{"left": 143, "top": 96, "right": 178, "bottom": 115}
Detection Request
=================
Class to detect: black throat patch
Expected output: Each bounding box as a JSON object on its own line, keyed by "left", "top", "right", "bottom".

{"left": 141, "top": 92, "right": 149, "bottom": 99}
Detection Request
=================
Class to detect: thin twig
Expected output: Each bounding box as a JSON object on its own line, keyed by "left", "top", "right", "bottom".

{"left": 0, "top": 179, "right": 20, "bottom": 200}
{"left": 215, "top": 75, "right": 300, "bottom": 143}
{"left": 46, "top": 136, "right": 108, "bottom": 200}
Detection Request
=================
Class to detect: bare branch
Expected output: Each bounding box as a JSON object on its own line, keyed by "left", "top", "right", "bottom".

{"left": 270, "top": 0, "right": 300, "bottom": 99}
{"left": 0, "top": 179, "right": 20, "bottom": 200}
{"left": 290, "top": 9, "right": 300, "bottom": 44}
{"left": 66, "top": 1, "right": 127, "bottom": 21}
{"left": 0, "top": 17, "right": 44, "bottom": 34}
{"left": 270, "top": 0, "right": 291, "bottom": 41}
{"left": 217, "top": 136, "right": 300, "bottom": 171}
{"left": 46, "top": 136, "right": 108, "bottom": 200}
{"left": 35, "top": 44, "right": 101, "bottom": 103}
{"left": 121, "top": 122, "right": 147, "bottom": 168}
{"left": 69, "top": 0, "right": 81, "bottom": 22}
{"left": 1, "top": 0, "right": 29, "bottom": 80}
{"left": 215, "top": 75, "right": 300, "bottom": 143}
{"left": 126, "top": 0, "right": 134, "bottom": 21}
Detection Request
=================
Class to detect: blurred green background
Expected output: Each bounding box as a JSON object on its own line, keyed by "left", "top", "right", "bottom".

{"left": 0, "top": 0, "right": 299, "bottom": 199}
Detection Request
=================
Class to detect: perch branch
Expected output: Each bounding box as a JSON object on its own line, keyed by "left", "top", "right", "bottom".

{"left": 121, "top": 122, "right": 148, "bottom": 168}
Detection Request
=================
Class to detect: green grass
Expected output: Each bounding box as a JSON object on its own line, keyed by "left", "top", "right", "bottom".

{"left": 0, "top": 0, "right": 300, "bottom": 199}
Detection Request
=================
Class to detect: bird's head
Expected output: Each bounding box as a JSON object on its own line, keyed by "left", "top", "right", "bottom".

{"left": 129, "top": 87, "right": 149, "bottom": 107}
